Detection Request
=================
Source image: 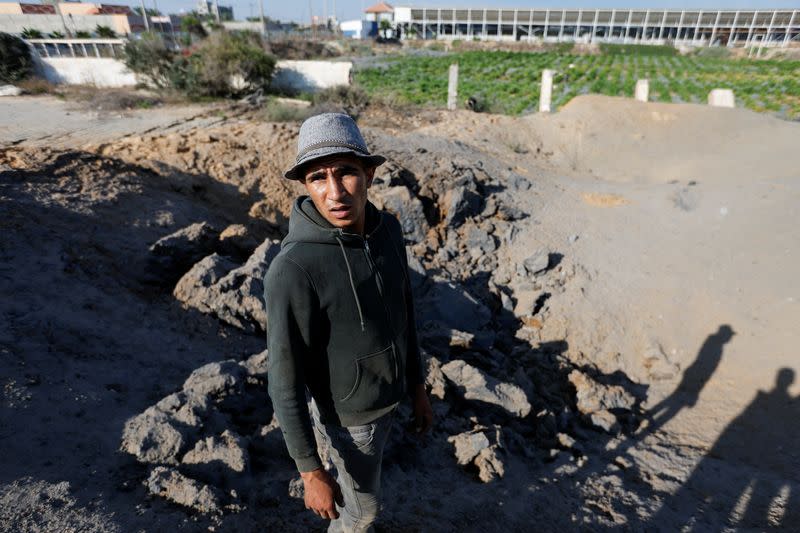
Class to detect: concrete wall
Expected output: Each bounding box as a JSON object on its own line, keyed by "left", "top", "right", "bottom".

{"left": 30, "top": 56, "right": 352, "bottom": 92}
{"left": 35, "top": 56, "right": 138, "bottom": 87}
{"left": 271, "top": 60, "right": 353, "bottom": 93}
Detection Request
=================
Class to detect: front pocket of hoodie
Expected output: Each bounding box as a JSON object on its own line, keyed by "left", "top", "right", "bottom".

{"left": 339, "top": 345, "right": 398, "bottom": 410}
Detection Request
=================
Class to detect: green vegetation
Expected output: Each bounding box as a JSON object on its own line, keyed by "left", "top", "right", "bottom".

{"left": 95, "top": 25, "right": 117, "bottom": 38}
{"left": 354, "top": 48, "right": 800, "bottom": 118}
{"left": 0, "top": 32, "right": 34, "bottom": 83}
{"left": 21, "top": 28, "right": 43, "bottom": 39}
{"left": 123, "top": 31, "right": 276, "bottom": 98}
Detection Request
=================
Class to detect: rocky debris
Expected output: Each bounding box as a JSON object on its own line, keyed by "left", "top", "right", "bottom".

{"left": 521, "top": 249, "right": 551, "bottom": 276}
{"left": 372, "top": 186, "right": 429, "bottom": 243}
{"left": 424, "top": 353, "right": 447, "bottom": 400}
{"left": 641, "top": 342, "right": 680, "bottom": 381}
{"left": 448, "top": 431, "right": 491, "bottom": 465}
{"left": 441, "top": 360, "right": 531, "bottom": 418}
{"left": 120, "top": 351, "right": 280, "bottom": 512}
{"left": 182, "top": 430, "right": 250, "bottom": 483}
{"left": 174, "top": 239, "right": 281, "bottom": 333}
{"left": 424, "top": 281, "right": 492, "bottom": 333}
{"left": 474, "top": 446, "right": 505, "bottom": 482}
{"left": 147, "top": 466, "right": 222, "bottom": 514}
{"left": 568, "top": 370, "right": 638, "bottom": 433}
{"left": 147, "top": 222, "right": 221, "bottom": 284}
{"left": 568, "top": 370, "right": 636, "bottom": 414}
{"left": 121, "top": 407, "right": 189, "bottom": 465}
{"left": 183, "top": 360, "right": 247, "bottom": 397}
{"left": 218, "top": 224, "right": 259, "bottom": 261}
{"left": 443, "top": 186, "right": 482, "bottom": 228}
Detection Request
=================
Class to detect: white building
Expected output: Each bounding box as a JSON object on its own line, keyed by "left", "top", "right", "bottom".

{"left": 392, "top": 7, "right": 800, "bottom": 47}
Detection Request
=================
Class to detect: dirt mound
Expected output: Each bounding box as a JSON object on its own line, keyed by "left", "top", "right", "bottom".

{"left": 524, "top": 94, "right": 800, "bottom": 184}
{"left": 90, "top": 120, "right": 304, "bottom": 231}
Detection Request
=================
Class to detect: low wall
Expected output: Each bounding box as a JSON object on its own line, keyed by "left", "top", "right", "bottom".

{"left": 36, "top": 57, "right": 138, "bottom": 87}
{"left": 32, "top": 56, "right": 352, "bottom": 92}
{"left": 271, "top": 60, "right": 352, "bottom": 93}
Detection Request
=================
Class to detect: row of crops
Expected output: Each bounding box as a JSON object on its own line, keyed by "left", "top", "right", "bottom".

{"left": 353, "top": 50, "right": 800, "bottom": 119}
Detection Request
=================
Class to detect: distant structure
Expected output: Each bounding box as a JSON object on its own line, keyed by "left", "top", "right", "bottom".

{"left": 392, "top": 7, "right": 800, "bottom": 47}
{"left": 340, "top": 1, "right": 393, "bottom": 39}
{"left": 0, "top": 2, "right": 144, "bottom": 35}
{"left": 195, "top": 0, "right": 233, "bottom": 22}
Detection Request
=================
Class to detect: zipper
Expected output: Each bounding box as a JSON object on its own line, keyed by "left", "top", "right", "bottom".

{"left": 363, "top": 237, "right": 400, "bottom": 382}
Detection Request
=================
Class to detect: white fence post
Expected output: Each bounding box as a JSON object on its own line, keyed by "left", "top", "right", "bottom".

{"left": 635, "top": 79, "right": 649, "bottom": 102}
{"left": 539, "top": 69, "right": 554, "bottom": 113}
{"left": 708, "top": 89, "right": 735, "bottom": 108}
{"left": 447, "top": 63, "right": 459, "bottom": 111}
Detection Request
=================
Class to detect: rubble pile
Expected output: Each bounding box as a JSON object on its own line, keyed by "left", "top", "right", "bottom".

{"left": 122, "top": 154, "right": 646, "bottom": 515}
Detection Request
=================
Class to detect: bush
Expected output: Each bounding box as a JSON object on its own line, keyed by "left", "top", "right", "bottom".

{"left": 311, "top": 85, "right": 371, "bottom": 118}
{"left": 123, "top": 33, "right": 176, "bottom": 88}
{"left": 262, "top": 98, "right": 313, "bottom": 122}
{"left": 182, "top": 31, "right": 276, "bottom": 97}
{"left": 21, "top": 28, "right": 43, "bottom": 39}
{"left": 124, "top": 31, "right": 276, "bottom": 98}
{"left": 0, "top": 32, "right": 34, "bottom": 83}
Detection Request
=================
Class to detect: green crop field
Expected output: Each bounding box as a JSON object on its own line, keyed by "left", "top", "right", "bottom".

{"left": 354, "top": 48, "right": 800, "bottom": 119}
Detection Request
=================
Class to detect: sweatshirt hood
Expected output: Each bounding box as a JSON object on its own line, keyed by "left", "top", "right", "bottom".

{"left": 283, "top": 196, "right": 382, "bottom": 247}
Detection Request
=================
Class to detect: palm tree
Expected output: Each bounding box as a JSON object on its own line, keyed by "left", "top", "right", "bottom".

{"left": 48, "top": 31, "right": 65, "bottom": 39}
{"left": 95, "top": 25, "right": 116, "bottom": 38}
{"left": 21, "top": 28, "right": 44, "bottom": 39}
{"left": 379, "top": 19, "right": 392, "bottom": 39}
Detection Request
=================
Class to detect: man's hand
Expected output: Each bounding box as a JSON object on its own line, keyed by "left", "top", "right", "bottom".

{"left": 411, "top": 384, "right": 433, "bottom": 436}
{"left": 300, "top": 468, "right": 343, "bottom": 520}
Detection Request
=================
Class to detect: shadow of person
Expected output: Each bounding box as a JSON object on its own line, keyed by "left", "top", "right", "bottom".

{"left": 647, "top": 324, "right": 736, "bottom": 434}
{"left": 650, "top": 367, "right": 800, "bottom": 531}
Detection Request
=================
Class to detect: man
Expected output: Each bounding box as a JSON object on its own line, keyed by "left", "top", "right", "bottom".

{"left": 264, "top": 113, "right": 433, "bottom": 532}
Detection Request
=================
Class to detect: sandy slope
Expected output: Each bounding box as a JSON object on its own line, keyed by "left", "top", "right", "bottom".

{"left": 1, "top": 95, "right": 798, "bottom": 531}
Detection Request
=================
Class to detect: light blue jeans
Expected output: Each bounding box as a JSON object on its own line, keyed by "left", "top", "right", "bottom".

{"left": 310, "top": 401, "right": 396, "bottom": 533}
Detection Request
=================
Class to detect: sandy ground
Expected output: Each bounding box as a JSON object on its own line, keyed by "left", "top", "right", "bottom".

{"left": 0, "top": 96, "right": 228, "bottom": 148}
{"left": 1, "top": 94, "right": 798, "bottom": 531}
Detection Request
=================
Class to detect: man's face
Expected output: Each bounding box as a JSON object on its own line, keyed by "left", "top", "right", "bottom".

{"left": 302, "top": 155, "right": 375, "bottom": 235}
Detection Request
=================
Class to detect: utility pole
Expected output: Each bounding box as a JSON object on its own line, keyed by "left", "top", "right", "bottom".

{"left": 139, "top": 0, "right": 150, "bottom": 31}
{"left": 258, "top": 0, "right": 265, "bottom": 36}
{"left": 51, "top": 1, "right": 71, "bottom": 37}
{"left": 213, "top": 0, "right": 221, "bottom": 24}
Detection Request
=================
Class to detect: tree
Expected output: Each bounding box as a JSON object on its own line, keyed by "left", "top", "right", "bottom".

{"left": 48, "top": 31, "right": 65, "bottom": 39}
{"left": 21, "top": 28, "right": 44, "bottom": 39}
{"left": 181, "top": 12, "right": 208, "bottom": 41}
{"left": 379, "top": 19, "right": 392, "bottom": 39}
{"left": 0, "top": 32, "right": 34, "bottom": 82}
{"left": 75, "top": 30, "right": 91, "bottom": 38}
{"left": 95, "top": 25, "right": 116, "bottom": 38}
{"left": 132, "top": 7, "right": 161, "bottom": 16}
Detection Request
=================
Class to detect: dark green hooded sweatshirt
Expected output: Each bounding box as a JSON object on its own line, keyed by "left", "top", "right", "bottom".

{"left": 264, "top": 196, "right": 424, "bottom": 472}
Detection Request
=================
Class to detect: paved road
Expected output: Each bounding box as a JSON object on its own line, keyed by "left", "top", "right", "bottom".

{"left": 0, "top": 96, "right": 226, "bottom": 148}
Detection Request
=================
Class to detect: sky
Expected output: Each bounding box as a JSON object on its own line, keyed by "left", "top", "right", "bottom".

{"left": 20, "top": 0, "right": 800, "bottom": 24}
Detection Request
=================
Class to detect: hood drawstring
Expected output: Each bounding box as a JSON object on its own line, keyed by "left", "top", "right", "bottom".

{"left": 335, "top": 236, "right": 366, "bottom": 332}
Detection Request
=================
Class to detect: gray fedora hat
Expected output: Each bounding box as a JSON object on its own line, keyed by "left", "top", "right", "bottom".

{"left": 284, "top": 112, "right": 386, "bottom": 181}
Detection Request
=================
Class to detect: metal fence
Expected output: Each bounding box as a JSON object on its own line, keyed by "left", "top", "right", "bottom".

{"left": 25, "top": 38, "right": 126, "bottom": 58}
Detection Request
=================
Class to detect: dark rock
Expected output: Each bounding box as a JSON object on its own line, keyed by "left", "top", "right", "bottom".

{"left": 174, "top": 239, "right": 281, "bottom": 333}
{"left": 372, "top": 186, "right": 429, "bottom": 243}
{"left": 443, "top": 184, "right": 483, "bottom": 227}
{"left": 568, "top": 370, "right": 636, "bottom": 414}
{"left": 424, "top": 282, "right": 491, "bottom": 333}
{"left": 522, "top": 250, "right": 550, "bottom": 276}
{"left": 441, "top": 360, "right": 531, "bottom": 417}
{"left": 218, "top": 224, "right": 259, "bottom": 261}
{"left": 147, "top": 222, "right": 220, "bottom": 284}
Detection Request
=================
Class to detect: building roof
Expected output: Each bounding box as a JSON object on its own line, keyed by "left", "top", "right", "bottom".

{"left": 364, "top": 2, "right": 393, "bottom": 14}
